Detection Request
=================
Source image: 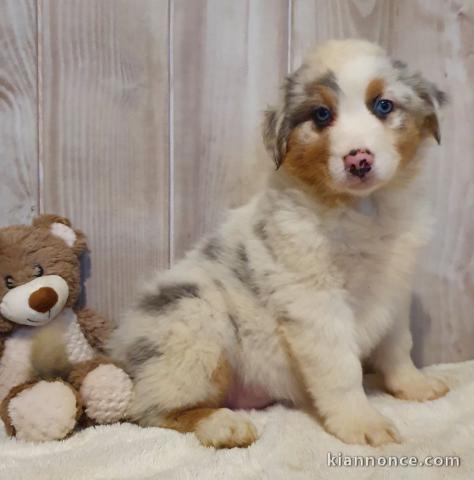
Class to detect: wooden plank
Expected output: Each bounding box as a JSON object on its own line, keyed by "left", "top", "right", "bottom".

{"left": 171, "top": 0, "right": 289, "bottom": 261}
{"left": 388, "top": 0, "right": 474, "bottom": 366}
{"left": 291, "top": 0, "right": 394, "bottom": 69}
{"left": 40, "top": 0, "right": 170, "bottom": 320}
{"left": 0, "top": 0, "right": 38, "bottom": 226}
{"left": 291, "top": 0, "right": 474, "bottom": 365}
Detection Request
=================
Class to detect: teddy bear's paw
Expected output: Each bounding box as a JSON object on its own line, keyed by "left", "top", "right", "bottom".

{"left": 80, "top": 364, "right": 133, "bottom": 424}
{"left": 8, "top": 380, "right": 79, "bottom": 442}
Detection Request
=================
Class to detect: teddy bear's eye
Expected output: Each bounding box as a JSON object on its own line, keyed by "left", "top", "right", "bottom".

{"left": 33, "top": 264, "right": 44, "bottom": 278}
{"left": 4, "top": 276, "right": 15, "bottom": 290}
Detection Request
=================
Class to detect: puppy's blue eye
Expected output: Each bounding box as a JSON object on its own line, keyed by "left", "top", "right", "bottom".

{"left": 373, "top": 98, "right": 394, "bottom": 118}
{"left": 312, "top": 106, "right": 333, "bottom": 127}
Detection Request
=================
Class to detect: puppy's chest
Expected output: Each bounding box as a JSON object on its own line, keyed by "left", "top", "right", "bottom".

{"left": 329, "top": 211, "right": 415, "bottom": 290}
{"left": 266, "top": 200, "right": 423, "bottom": 307}
{"left": 323, "top": 206, "right": 428, "bottom": 331}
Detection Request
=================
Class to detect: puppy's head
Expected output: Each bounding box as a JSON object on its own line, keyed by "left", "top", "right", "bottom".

{"left": 264, "top": 39, "right": 446, "bottom": 201}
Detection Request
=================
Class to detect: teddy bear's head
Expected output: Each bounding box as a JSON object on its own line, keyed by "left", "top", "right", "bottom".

{"left": 0, "top": 215, "right": 87, "bottom": 332}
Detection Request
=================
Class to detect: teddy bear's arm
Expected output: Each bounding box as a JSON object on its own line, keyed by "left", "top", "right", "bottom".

{"left": 0, "top": 316, "right": 14, "bottom": 335}
{"left": 0, "top": 335, "right": 5, "bottom": 359}
{"left": 75, "top": 309, "right": 112, "bottom": 353}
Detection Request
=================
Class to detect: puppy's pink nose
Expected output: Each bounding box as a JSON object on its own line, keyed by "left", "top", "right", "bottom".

{"left": 344, "top": 149, "right": 374, "bottom": 178}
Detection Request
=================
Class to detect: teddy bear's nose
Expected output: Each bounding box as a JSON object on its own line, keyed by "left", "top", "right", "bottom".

{"left": 28, "top": 287, "right": 58, "bottom": 313}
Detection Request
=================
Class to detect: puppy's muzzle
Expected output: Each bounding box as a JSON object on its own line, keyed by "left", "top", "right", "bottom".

{"left": 344, "top": 149, "right": 374, "bottom": 178}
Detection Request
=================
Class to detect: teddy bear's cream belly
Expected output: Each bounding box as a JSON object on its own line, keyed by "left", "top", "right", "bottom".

{"left": 0, "top": 329, "right": 35, "bottom": 401}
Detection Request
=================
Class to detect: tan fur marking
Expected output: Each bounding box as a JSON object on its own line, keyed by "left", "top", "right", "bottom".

{"left": 157, "top": 355, "right": 232, "bottom": 435}
{"left": 209, "top": 354, "right": 231, "bottom": 405}
{"left": 305, "top": 84, "right": 338, "bottom": 113}
{"left": 160, "top": 407, "right": 217, "bottom": 433}
{"left": 290, "top": 84, "right": 338, "bottom": 128}
{"left": 365, "top": 77, "right": 385, "bottom": 105}
{"left": 161, "top": 407, "right": 257, "bottom": 448}
{"left": 423, "top": 113, "right": 441, "bottom": 144}
{"left": 282, "top": 127, "right": 350, "bottom": 207}
{"left": 389, "top": 113, "right": 426, "bottom": 189}
{"left": 396, "top": 115, "right": 423, "bottom": 166}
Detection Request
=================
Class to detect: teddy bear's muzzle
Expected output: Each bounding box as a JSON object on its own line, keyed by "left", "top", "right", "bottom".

{"left": 0, "top": 275, "right": 69, "bottom": 326}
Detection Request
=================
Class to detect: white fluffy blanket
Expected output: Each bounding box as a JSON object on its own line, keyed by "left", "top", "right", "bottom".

{"left": 1, "top": 361, "right": 474, "bottom": 480}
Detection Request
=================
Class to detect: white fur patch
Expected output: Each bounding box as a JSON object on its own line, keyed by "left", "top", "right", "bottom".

{"left": 50, "top": 222, "right": 77, "bottom": 247}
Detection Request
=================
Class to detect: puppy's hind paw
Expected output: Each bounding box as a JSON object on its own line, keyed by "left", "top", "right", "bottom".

{"left": 195, "top": 408, "right": 258, "bottom": 449}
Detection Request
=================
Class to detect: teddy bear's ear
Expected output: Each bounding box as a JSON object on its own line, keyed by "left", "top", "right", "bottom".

{"left": 33, "top": 214, "right": 88, "bottom": 256}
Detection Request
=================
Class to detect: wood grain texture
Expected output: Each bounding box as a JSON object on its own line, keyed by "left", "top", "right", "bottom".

{"left": 0, "top": 0, "right": 38, "bottom": 226}
{"left": 2, "top": 0, "right": 470, "bottom": 363}
{"left": 291, "top": 0, "right": 395, "bottom": 69}
{"left": 389, "top": 0, "right": 474, "bottom": 366}
{"left": 40, "top": 0, "right": 170, "bottom": 320}
{"left": 292, "top": 0, "right": 474, "bottom": 365}
{"left": 170, "top": 0, "right": 289, "bottom": 260}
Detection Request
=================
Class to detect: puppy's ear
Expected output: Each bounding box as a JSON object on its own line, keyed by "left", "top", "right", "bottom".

{"left": 414, "top": 78, "right": 446, "bottom": 145}
{"left": 394, "top": 61, "right": 447, "bottom": 144}
{"left": 263, "top": 65, "right": 309, "bottom": 168}
{"left": 262, "top": 107, "right": 290, "bottom": 169}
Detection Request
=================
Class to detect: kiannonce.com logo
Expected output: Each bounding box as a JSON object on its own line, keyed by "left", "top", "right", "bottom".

{"left": 327, "top": 452, "right": 461, "bottom": 468}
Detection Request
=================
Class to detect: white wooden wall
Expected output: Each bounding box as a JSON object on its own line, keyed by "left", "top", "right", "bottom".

{"left": 0, "top": 0, "right": 472, "bottom": 366}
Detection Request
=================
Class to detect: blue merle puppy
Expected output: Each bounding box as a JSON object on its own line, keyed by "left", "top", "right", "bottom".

{"left": 109, "top": 39, "right": 448, "bottom": 449}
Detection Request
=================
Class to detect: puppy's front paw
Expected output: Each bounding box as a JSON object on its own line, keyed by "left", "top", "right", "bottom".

{"left": 325, "top": 408, "right": 400, "bottom": 447}
{"left": 387, "top": 372, "right": 449, "bottom": 402}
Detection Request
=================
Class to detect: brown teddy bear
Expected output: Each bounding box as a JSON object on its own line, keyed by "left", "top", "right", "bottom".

{"left": 0, "top": 214, "right": 133, "bottom": 441}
